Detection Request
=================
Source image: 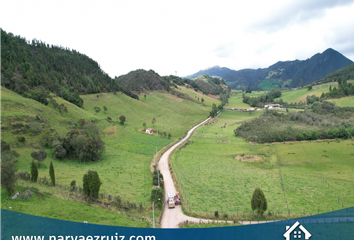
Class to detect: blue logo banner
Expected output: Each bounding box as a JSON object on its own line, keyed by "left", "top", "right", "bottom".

{"left": 2, "top": 208, "right": 354, "bottom": 240}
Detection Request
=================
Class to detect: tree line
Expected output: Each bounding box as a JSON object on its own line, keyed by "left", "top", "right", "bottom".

{"left": 242, "top": 89, "right": 282, "bottom": 107}
{"left": 1, "top": 29, "right": 138, "bottom": 108}
{"left": 235, "top": 101, "right": 354, "bottom": 143}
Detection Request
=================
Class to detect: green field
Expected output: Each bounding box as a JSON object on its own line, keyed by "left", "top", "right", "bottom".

{"left": 173, "top": 86, "right": 221, "bottom": 107}
{"left": 280, "top": 83, "right": 335, "bottom": 103}
{"left": 1, "top": 186, "right": 150, "bottom": 227}
{"left": 257, "top": 79, "right": 281, "bottom": 91}
{"left": 171, "top": 110, "right": 354, "bottom": 218}
{"left": 329, "top": 96, "right": 354, "bottom": 107}
{"left": 1, "top": 86, "right": 211, "bottom": 225}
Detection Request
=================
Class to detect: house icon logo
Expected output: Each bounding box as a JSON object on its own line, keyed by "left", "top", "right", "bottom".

{"left": 283, "top": 221, "right": 312, "bottom": 240}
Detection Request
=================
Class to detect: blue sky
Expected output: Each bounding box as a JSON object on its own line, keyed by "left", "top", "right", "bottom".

{"left": 2, "top": 0, "right": 354, "bottom": 77}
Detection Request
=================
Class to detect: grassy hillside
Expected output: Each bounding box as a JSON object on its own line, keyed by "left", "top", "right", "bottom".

{"left": 173, "top": 86, "right": 221, "bottom": 107}
{"left": 280, "top": 83, "right": 334, "bottom": 103}
{"left": 1, "top": 86, "right": 211, "bottom": 225}
{"left": 171, "top": 110, "right": 354, "bottom": 220}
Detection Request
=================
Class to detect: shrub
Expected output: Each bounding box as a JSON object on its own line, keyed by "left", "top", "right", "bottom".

{"left": 150, "top": 187, "right": 164, "bottom": 209}
{"left": 107, "top": 116, "right": 112, "bottom": 121}
{"left": 18, "top": 136, "right": 26, "bottom": 142}
{"left": 1, "top": 152, "right": 18, "bottom": 194}
{"left": 214, "top": 210, "right": 219, "bottom": 218}
{"left": 1, "top": 140, "right": 11, "bottom": 152}
{"left": 119, "top": 115, "right": 126, "bottom": 125}
{"left": 83, "top": 170, "right": 102, "bottom": 198}
{"left": 70, "top": 180, "right": 76, "bottom": 192}
{"left": 30, "top": 160, "right": 38, "bottom": 182}
{"left": 18, "top": 171, "right": 31, "bottom": 181}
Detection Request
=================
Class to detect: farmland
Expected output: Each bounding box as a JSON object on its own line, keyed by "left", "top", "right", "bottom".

{"left": 171, "top": 110, "right": 354, "bottom": 219}
{"left": 1, "top": 86, "right": 211, "bottom": 225}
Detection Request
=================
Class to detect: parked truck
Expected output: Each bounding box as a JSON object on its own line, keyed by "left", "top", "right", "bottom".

{"left": 167, "top": 192, "right": 181, "bottom": 208}
{"left": 167, "top": 192, "right": 175, "bottom": 208}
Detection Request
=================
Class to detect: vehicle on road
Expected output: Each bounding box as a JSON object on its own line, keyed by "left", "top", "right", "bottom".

{"left": 174, "top": 192, "right": 181, "bottom": 205}
{"left": 167, "top": 192, "right": 175, "bottom": 208}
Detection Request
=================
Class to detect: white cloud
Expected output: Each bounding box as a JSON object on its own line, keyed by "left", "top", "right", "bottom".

{"left": 1, "top": 0, "right": 353, "bottom": 78}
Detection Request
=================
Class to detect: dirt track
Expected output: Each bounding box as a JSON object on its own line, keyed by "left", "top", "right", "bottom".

{"left": 159, "top": 117, "right": 211, "bottom": 228}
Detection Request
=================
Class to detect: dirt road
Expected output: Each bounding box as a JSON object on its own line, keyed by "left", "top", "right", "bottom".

{"left": 159, "top": 117, "right": 211, "bottom": 228}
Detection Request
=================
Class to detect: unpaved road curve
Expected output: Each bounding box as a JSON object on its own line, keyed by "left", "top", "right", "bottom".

{"left": 159, "top": 117, "right": 211, "bottom": 228}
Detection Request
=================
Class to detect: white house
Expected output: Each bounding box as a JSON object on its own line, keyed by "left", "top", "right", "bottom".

{"left": 264, "top": 104, "right": 282, "bottom": 109}
{"left": 146, "top": 128, "right": 154, "bottom": 135}
{"left": 283, "top": 221, "right": 311, "bottom": 240}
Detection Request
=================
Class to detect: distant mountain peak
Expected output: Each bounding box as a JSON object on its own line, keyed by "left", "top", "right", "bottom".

{"left": 203, "top": 65, "right": 221, "bottom": 70}
{"left": 184, "top": 66, "right": 232, "bottom": 79}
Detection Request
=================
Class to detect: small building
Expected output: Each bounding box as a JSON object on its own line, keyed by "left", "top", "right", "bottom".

{"left": 146, "top": 128, "right": 154, "bottom": 135}
{"left": 264, "top": 104, "right": 282, "bottom": 109}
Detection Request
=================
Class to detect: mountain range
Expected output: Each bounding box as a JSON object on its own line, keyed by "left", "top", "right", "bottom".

{"left": 185, "top": 48, "right": 353, "bottom": 90}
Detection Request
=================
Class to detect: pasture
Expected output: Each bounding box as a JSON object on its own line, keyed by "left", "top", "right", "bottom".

{"left": 171, "top": 110, "right": 354, "bottom": 219}
{"left": 173, "top": 86, "right": 221, "bottom": 107}
{"left": 1, "top": 86, "right": 211, "bottom": 225}
{"left": 280, "top": 83, "right": 333, "bottom": 103}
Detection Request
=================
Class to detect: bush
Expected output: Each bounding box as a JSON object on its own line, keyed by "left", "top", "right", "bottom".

{"left": 150, "top": 187, "right": 164, "bottom": 209}
{"left": 83, "top": 170, "right": 102, "bottom": 198}
{"left": 18, "top": 171, "right": 31, "bottom": 181}
{"left": 214, "top": 210, "right": 219, "bottom": 218}
{"left": 18, "top": 136, "right": 26, "bottom": 142}
{"left": 70, "top": 180, "right": 76, "bottom": 192}
{"left": 1, "top": 140, "right": 11, "bottom": 152}
{"left": 1, "top": 152, "right": 18, "bottom": 194}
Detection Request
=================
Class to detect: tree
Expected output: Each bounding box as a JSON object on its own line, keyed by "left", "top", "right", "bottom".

{"left": 49, "top": 161, "right": 55, "bottom": 186}
{"left": 251, "top": 187, "right": 267, "bottom": 216}
{"left": 152, "top": 117, "right": 156, "bottom": 126}
{"left": 78, "top": 119, "right": 86, "bottom": 128}
{"left": 83, "top": 170, "right": 102, "bottom": 198}
{"left": 308, "top": 85, "right": 312, "bottom": 91}
{"left": 31, "top": 160, "right": 38, "bottom": 182}
{"left": 143, "top": 122, "right": 146, "bottom": 129}
{"left": 1, "top": 152, "right": 18, "bottom": 195}
{"left": 41, "top": 130, "right": 54, "bottom": 147}
{"left": 53, "top": 139, "right": 66, "bottom": 159}
{"left": 150, "top": 187, "right": 164, "bottom": 209}
{"left": 31, "top": 149, "right": 47, "bottom": 167}
{"left": 58, "top": 104, "right": 67, "bottom": 115}
{"left": 72, "top": 135, "right": 89, "bottom": 163}
{"left": 168, "top": 133, "right": 172, "bottom": 139}
{"left": 201, "top": 98, "right": 204, "bottom": 103}
{"left": 119, "top": 115, "right": 126, "bottom": 125}
{"left": 103, "top": 106, "right": 107, "bottom": 113}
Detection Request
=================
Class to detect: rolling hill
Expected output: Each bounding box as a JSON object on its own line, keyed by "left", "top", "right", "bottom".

{"left": 114, "top": 69, "right": 171, "bottom": 93}
{"left": 186, "top": 48, "right": 353, "bottom": 90}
